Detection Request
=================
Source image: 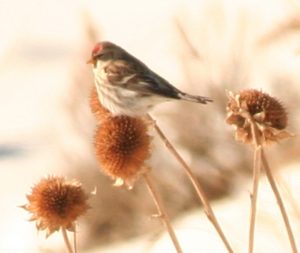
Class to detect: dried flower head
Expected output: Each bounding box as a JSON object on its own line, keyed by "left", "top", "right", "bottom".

{"left": 226, "top": 89, "right": 293, "bottom": 144}
{"left": 22, "top": 176, "right": 90, "bottom": 237}
{"left": 90, "top": 86, "right": 111, "bottom": 120}
{"left": 94, "top": 115, "right": 151, "bottom": 188}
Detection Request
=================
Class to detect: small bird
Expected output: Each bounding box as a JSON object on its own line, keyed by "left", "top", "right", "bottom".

{"left": 87, "top": 41, "right": 212, "bottom": 116}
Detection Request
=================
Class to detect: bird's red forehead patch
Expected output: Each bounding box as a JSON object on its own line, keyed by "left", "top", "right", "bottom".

{"left": 92, "top": 43, "right": 103, "bottom": 55}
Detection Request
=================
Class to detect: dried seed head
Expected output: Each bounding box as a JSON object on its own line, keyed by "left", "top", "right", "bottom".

{"left": 90, "top": 86, "right": 111, "bottom": 120}
{"left": 94, "top": 116, "right": 151, "bottom": 188}
{"left": 226, "top": 89, "right": 292, "bottom": 144}
{"left": 22, "top": 176, "right": 90, "bottom": 237}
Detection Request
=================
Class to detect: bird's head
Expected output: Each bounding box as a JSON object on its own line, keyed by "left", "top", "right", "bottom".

{"left": 87, "top": 41, "right": 122, "bottom": 66}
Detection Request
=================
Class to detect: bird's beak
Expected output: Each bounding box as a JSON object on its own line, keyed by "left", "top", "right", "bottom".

{"left": 86, "top": 58, "right": 95, "bottom": 65}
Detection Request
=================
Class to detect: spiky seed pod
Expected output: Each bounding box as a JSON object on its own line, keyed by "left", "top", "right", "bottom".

{"left": 226, "top": 89, "right": 292, "bottom": 144}
{"left": 94, "top": 115, "right": 151, "bottom": 187}
{"left": 90, "top": 86, "right": 112, "bottom": 121}
{"left": 22, "top": 176, "right": 90, "bottom": 237}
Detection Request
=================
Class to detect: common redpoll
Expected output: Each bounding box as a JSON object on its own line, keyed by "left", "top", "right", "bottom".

{"left": 87, "top": 41, "right": 212, "bottom": 116}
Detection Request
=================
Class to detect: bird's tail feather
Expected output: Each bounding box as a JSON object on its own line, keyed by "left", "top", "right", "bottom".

{"left": 178, "top": 92, "right": 213, "bottom": 104}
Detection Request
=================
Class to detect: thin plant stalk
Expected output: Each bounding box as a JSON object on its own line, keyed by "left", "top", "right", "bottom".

{"left": 247, "top": 114, "right": 298, "bottom": 253}
{"left": 143, "top": 171, "right": 183, "bottom": 253}
{"left": 73, "top": 223, "right": 77, "bottom": 253}
{"left": 248, "top": 145, "right": 262, "bottom": 253}
{"left": 146, "top": 114, "right": 233, "bottom": 253}
{"left": 247, "top": 113, "right": 262, "bottom": 253}
{"left": 62, "top": 227, "right": 74, "bottom": 253}
{"left": 261, "top": 150, "right": 298, "bottom": 253}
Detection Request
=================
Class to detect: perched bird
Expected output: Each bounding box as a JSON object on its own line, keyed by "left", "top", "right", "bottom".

{"left": 87, "top": 41, "right": 212, "bottom": 116}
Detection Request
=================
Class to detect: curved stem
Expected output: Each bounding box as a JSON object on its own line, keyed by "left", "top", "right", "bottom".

{"left": 143, "top": 171, "right": 183, "bottom": 253}
{"left": 147, "top": 114, "right": 233, "bottom": 253}
{"left": 261, "top": 150, "right": 298, "bottom": 253}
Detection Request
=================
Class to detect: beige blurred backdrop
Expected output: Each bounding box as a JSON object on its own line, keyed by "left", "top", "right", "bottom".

{"left": 0, "top": 0, "right": 300, "bottom": 252}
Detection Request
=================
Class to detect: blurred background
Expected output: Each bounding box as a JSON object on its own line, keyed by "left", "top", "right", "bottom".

{"left": 1, "top": 0, "right": 300, "bottom": 252}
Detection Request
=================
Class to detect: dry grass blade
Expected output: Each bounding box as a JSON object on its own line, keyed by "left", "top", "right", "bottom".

{"left": 143, "top": 171, "right": 183, "bottom": 253}
{"left": 146, "top": 114, "right": 233, "bottom": 253}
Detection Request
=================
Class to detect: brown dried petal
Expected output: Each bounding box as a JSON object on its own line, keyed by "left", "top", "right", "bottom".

{"left": 227, "top": 89, "right": 287, "bottom": 129}
{"left": 226, "top": 89, "right": 292, "bottom": 144}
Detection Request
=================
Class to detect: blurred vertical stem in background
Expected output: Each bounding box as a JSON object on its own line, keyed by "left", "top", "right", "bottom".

{"left": 146, "top": 114, "right": 234, "bottom": 253}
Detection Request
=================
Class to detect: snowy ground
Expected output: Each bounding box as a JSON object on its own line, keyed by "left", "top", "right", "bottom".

{"left": 87, "top": 163, "right": 300, "bottom": 253}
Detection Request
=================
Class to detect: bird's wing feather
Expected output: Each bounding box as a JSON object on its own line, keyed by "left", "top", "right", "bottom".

{"left": 104, "top": 60, "right": 180, "bottom": 99}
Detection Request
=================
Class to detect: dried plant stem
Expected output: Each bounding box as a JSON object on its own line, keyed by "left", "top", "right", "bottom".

{"left": 143, "top": 171, "right": 183, "bottom": 253}
{"left": 248, "top": 145, "right": 262, "bottom": 253}
{"left": 73, "top": 224, "right": 77, "bottom": 253}
{"left": 146, "top": 114, "right": 233, "bottom": 253}
{"left": 62, "top": 227, "right": 74, "bottom": 253}
{"left": 247, "top": 115, "right": 298, "bottom": 253}
{"left": 248, "top": 114, "right": 262, "bottom": 253}
{"left": 261, "top": 150, "right": 298, "bottom": 253}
